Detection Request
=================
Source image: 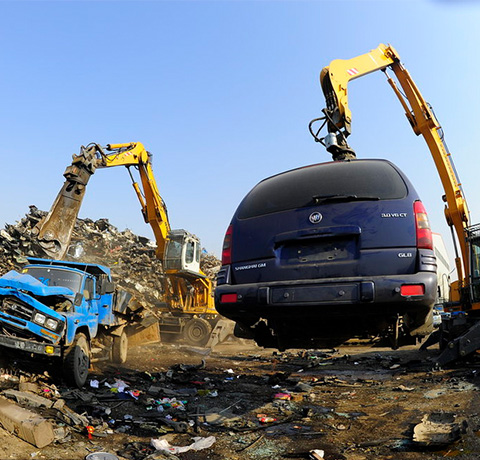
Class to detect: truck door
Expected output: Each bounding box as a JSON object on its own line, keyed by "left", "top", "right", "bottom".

{"left": 83, "top": 276, "right": 99, "bottom": 337}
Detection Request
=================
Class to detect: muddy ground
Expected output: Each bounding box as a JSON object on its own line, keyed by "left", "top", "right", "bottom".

{"left": 0, "top": 338, "right": 480, "bottom": 460}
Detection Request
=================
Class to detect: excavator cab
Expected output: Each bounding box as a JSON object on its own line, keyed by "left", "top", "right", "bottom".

{"left": 164, "top": 229, "right": 202, "bottom": 276}
{"left": 467, "top": 225, "right": 480, "bottom": 303}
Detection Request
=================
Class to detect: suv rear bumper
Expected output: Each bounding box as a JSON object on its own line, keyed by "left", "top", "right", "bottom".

{"left": 216, "top": 272, "right": 437, "bottom": 322}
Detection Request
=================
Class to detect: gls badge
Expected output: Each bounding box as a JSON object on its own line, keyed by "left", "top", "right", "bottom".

{"left": 398, "top": 252, "right": 413, "bottom": 258}
{"left": 309, "top": 212, "right": 323, "bottom": 224}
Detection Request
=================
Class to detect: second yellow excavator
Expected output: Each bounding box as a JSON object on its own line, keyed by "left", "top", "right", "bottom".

{"left": 34, "top": 142, "right": 225, "bottom": 346}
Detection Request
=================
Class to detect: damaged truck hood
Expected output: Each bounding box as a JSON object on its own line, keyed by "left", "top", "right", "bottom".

{"left": 0, "top": 271, "right": 75, "bottom": 297}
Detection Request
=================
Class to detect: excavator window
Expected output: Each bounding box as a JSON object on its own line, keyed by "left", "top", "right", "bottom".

{"left": 164, "top": 239, "right": 182, "bottom": 271}
{"left": 467, "top": 225, "right": 480, "bottom": 303}
{"left": 185, "top": 241, "right": 195, "bottom": 265}
{"left": 471, "top": 239, "right": 480, "bottom": 302}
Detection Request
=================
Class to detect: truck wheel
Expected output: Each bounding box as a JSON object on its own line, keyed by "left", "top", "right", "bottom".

{"left": 112, "top": 330, "right": 128, "bottom": 364}
{"left": 183, "top": 318, "right": 212, "bottom": 347}
{"left": 63, "top": 333, "right": 90, "bottom": 388}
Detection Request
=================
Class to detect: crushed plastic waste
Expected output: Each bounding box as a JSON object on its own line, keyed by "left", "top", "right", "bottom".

{"left": 150, "top": 436, "right": 216, "bottom": 454}
{"left": 257, "top": 414, "right": 277, "bottom": 424}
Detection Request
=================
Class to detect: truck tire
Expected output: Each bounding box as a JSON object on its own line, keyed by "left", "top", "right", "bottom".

{"left": 183, "top": 318, "right": 212, "bottom": 347}
{"left": 112, "top": 330, "right": 128, "bottom": 364}
{"left": 63, "top": 333, "right": 90, "bottom": 388}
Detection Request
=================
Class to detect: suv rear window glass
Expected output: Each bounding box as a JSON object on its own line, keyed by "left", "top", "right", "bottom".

{"left": 237, "top": 160, "right": 408, "bottom": 219}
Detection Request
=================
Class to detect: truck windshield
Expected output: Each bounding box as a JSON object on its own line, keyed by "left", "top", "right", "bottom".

{"left": 23, "top": 267, "right": 82, "bottom": 293}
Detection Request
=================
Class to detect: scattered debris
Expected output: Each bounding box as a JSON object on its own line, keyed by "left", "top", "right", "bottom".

{"left": 85, "top": 453, "right": 119, "bottom": 460}
{"left": 424, "top": 389, "right": 447, "bottom": 399}
{"left": 150, "top": 436, "right": 216, "bottom": 454}
{"left": 3, "top": 389, "right": 54, "bottom": 408}
{"left": 0, "top": 397, "right": 55, "bottom": 448}
{"left": 413, "top": 412, "right": 467, "bottom": 446}
{"left": 309, "top": 449, "right": 325, "bottom": 459}
{"left": 393, "top": 385, "right": 415, "bottom": 392}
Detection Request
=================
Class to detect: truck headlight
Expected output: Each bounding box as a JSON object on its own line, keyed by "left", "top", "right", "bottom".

{"left": 33, "top": 313, "right": 46, "bottom": 325}
{"left": 45, "top": 318, "right": 58, "bottom": 331}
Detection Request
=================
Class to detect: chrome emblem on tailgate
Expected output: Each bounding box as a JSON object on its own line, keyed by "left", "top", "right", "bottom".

{"left": 381, "top": 212, "right": 407, "bottom": 218}
{"left": 309, "top": 212, "right": 323, "bottom": 224}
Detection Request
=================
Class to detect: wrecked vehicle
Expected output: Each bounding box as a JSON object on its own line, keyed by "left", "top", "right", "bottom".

{"left": 0, "top": 257, "right": 132, "bottom": 387}
{"left": 215, "top": 159, "right": 437, "bottom": 350}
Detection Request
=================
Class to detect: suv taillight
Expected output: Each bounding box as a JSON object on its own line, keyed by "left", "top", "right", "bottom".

{"left": 221, "top": 225, "right": 233, "bottom": 265}
{"left": 414, "top": 200, "right": 433, "bottom": 250}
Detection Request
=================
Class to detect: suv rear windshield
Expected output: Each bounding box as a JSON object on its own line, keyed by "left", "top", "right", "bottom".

{"left": 237, "top": 160, "right": 408, "bottom": 219}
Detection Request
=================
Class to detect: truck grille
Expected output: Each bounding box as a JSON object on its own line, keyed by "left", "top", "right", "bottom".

{"left": 0, "top": 297, "right": 34, "bottom": 321}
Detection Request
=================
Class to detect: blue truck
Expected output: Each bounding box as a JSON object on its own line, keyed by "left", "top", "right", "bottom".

{"left": 0, "top": 257, "right": 132, "bottom": 387}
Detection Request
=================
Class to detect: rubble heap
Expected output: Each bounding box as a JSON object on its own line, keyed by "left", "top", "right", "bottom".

{"left": 200, "top": 252, "right": 222, "bottom": 279}
{"left": 0, "top": 206, "right": 221, "bottom": 309}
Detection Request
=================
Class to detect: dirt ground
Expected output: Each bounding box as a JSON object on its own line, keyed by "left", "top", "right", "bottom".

{"left": 1, "top": 338, "right": 480, "bottom": 460}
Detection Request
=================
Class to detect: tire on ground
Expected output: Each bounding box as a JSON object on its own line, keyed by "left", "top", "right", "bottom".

{"left": 183, "top": 318, "right": 212, "bottom": 347}
{"left": 63, "top": 332, "right": 90, "bottom": 388}
{"left": 112, "top": 330, "right": 128, "bottom": 364}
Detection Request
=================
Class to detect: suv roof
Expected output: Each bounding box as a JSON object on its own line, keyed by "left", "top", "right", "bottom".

{"left": 237, "top": 159, "right": 407, "bottom": 219}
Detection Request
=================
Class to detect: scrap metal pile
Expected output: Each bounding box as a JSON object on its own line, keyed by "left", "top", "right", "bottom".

{"left": 0, "top": 205, "right": 221, "bottom": 312}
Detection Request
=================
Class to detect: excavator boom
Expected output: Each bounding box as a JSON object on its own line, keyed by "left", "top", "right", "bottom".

{"left": 96, "top": 142, "right": 171, "bottom": 260}
{"left": 321, "top": 43, "right": 396, "bottom": 136}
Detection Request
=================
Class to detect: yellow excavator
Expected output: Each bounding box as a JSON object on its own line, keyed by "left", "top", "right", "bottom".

{"left": 309, "top": 44, "right": 480, "bottom": 364}
{"left": 33, "top": 142, "right": 227, "bottom": 346}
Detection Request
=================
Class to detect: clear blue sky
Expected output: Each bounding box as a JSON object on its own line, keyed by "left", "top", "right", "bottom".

{"left": 1, "top": 1, "right": 479, "bottom": 271}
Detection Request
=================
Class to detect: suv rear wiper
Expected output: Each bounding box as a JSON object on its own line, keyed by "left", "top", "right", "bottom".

{"left": 312, "top": 194, "right": 380, "bottom": 204}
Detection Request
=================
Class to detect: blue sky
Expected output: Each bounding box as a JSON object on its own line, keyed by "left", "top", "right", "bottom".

{"left": 1, "top": 1, "right": 479, "bottom": 271}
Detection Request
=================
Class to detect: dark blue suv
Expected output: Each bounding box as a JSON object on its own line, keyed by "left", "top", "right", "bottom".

{"left": 215, "top": 159, "right": 437, "bottom": 350}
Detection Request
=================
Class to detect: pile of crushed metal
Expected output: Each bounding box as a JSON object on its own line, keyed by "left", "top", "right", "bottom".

{"left": 0, "top": 205, "right": 221, "bottom": 309}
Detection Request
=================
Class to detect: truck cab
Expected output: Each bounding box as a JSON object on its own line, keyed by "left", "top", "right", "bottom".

{"left": 0, "top": 258, "right": 128, "bottom": 387}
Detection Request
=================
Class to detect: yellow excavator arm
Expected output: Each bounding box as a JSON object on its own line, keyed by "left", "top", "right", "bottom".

{"left": 320, "top": 43, "right": 395, "bottom": 139}
{"left": 311, "top": 44, "right": 472, "bottom": 305}
{"left": 96, "top": 142, "right": 171, "bottom": 260}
